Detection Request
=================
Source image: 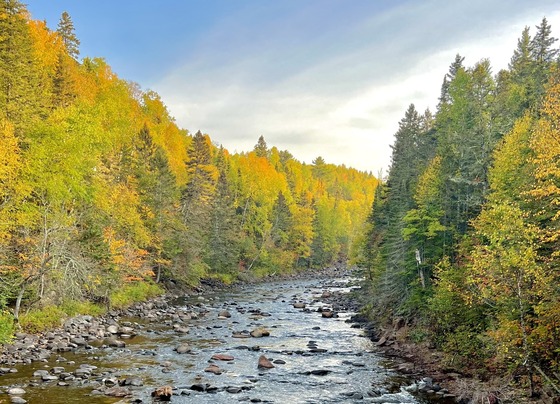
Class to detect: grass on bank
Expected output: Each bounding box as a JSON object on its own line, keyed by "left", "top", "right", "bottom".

{"left": 0, "top": 281, "right": 164, "bottom": 337}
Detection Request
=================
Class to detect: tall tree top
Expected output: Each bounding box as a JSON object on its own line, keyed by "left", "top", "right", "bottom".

{"left": 254, "top": 135, "right": 268, "bottom": 158}
{"left": 57, "top": 11, "right": 80, "bottom": 60}
{"left": 509, "top": 26, "right": 532, "bottom": 73}
{"left": 530, "top": 17, "right": 558, "bottom": 64}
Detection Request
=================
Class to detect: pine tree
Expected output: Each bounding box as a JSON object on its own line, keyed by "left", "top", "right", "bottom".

{"left": 0, "top": 0, "right": 42, "bottom": 127}
{"left": 254, "top": 135, "right": 268, "bottom": 158}
{"left": 56, "top": 11, "right": 80, "bottom": 60}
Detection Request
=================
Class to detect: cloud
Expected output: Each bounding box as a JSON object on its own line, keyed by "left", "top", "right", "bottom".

{"left": 151, "top": 0, "right": 560, "bottom": 173}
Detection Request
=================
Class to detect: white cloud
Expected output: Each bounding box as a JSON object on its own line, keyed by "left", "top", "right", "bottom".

{"left": 152, "top": 2, "right": 560, "bottom": 173}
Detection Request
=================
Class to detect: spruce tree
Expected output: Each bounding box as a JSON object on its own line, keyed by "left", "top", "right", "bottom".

{"left": 0, "top": 0, "right": 42, "bottom": 127}
{"left": 56, "top": 11, "right": 80, "bottom": 60}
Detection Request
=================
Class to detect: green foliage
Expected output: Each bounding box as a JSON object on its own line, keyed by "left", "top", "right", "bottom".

{"left": 109, "top": 281, "right": 163, "bottom": 309}
{"left": 19, "top": 306, "right": 66, "bottom": 334}
{"left": 0, "top": 311, "right": 15, "bottom": 344}
{"left": 362, "top": 20, "right": 560, "bottom": 390}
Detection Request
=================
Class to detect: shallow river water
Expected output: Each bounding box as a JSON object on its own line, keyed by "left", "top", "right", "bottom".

{"left": 0, "top": 276, "right": 438, "bottom": 403}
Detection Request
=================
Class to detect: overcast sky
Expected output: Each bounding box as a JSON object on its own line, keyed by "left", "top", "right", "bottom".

{"left": 27, "top": 1, "right": 560, "bottom": 173}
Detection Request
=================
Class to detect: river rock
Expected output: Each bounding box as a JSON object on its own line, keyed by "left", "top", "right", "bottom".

{"left": 33, "top": 370, "right": 49, "bottom": 378}
{"left": 106, "top": 338, "right": 126, "bottom": 348}
{"left": 321, "top": 310, "right": 334, "bottom": 318}
{"left": 7, "top": 387, "right": 26, "bottom": 395}
{"left": 211, "top": 353, "right": 234, "bottom": 361}
{"left": 257, "top": 355, "right": 274, "bottom": 369}
{"left": 10, "top": 397, "right": 27, "bottom": 404}
{"left": 205, "top": 364, "right": 223, "bottom": 375}
{"left": 250, "top": 327, "right": 270, "bottom": 338}
{"left": 232, "top": 331, "right": 251, "bottom": 338}
{"left": 218, "top": 310, "right": 232, "bottom": 318}
{"left": 226, "top": 386, "right": 242, "bottom": 393}
{"left": 172, "top": 324, "right": 189, "bottom": 333}
{"left": 104, "top": 386, "right": 131, "bottom": 397}
{"left": 107, "top": 325, "right": 119, "bottom": 334}
{"left": 293, "top": 303, "right": 306, "bottom": 309}
{"left": 175, "top": 343, "right": 191, "bottom": 354}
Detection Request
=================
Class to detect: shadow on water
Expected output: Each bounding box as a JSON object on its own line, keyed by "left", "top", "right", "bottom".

{"left": 0, "top": 276, "right": 448, "bottom": 403}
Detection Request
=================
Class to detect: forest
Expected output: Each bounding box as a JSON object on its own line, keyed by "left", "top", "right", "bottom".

{"left": 0, "top": 2, "right": 377, "bottom": 339}
{"left": 359, "top": 17, "right": 560, "bottom": 396}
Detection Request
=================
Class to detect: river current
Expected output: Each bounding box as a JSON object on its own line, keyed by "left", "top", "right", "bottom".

{"left": 0, "top": 276, "right": 433, "bottom": 403}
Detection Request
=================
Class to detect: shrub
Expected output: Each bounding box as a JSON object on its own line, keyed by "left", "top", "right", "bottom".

{"left": 18, "top": 306, "right": 66, "bottom": 334}
{"left": 0, "top": 311, "right": 14, "bottom": 344}
{"left": 109, "top": 281, "right": 163, "bottom": 309}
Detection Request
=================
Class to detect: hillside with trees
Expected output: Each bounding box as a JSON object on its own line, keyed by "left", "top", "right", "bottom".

{"left": 0, "top": 1, "right": 377, "bottom": 339}
{"left": 360, "top": 17, "right": 560, "bottom": 398}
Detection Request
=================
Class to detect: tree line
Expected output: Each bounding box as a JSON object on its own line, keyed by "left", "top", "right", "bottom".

{"left": 0, "top": 1, "right": 377, "bottom": 337}
{"left": 360, "top": 17, "right": 560, "bottom": 396}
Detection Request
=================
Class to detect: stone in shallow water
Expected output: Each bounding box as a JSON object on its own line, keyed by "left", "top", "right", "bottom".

{"left": 205, "top": 364, "right": 223, "bottom": 375}
{"left": 257, "top": 355, "right": 274, "bottom": 369}
{"left": 7, "top": 387, "right": 26, "bottom": 395}
{"left": 211, "top": 353, "right": 234, "bottom": 361}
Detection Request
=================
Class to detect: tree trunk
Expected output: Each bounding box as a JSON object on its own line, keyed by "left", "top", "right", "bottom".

{"left": 14, "top": 284, "right": 26, "bottom": 322}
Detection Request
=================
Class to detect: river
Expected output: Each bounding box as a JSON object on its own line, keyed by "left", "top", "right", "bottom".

{"left": 0, "top": 275, "right": 445, "bottom": 403}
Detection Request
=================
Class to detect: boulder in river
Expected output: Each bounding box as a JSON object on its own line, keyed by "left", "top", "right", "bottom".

{"left": 204, "top": 364, "right": 223, "bottom": 375}
{"left": 151, "top": 385, "right": 173, "bottom": 401}
{"left": 211, "top": 353, "right": 234, "bottom": 361}
{"left": 175, "top": 343, "right": 191, "bottom": 354}
{"left": 104, "top": 386, "right": 131, "bottom": 397}
{"left": 218, "top": 310, "right": 231, "bottom": 318}
{"left": 7, "top": 387, "right": 26, "bottom": 395}
{"left": 293, "top": 302, "right": 306, "bottom": 309}
{"left": 250, "top": 327, "right": 270, "bottom": 338}
{"left": 257, "top": 355, "right": 275, "bottom": 369}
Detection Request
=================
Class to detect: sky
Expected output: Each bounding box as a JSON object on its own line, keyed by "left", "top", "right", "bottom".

{"left": 26, "top": 0, "right": 560, "bottom": 174}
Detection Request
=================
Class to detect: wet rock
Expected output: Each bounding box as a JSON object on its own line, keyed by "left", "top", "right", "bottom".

{"left": 33, "top": 370, "right": 49, "bottom": 378}
{"left": 226, "top": 386, "right": 242, "bottom": 393}
{"left": 190, "top": 383, "right": 208, "bottom": 392}
{"left": 293, "top": 303, "right": 306, "bottom": 309}
{"left": 106, "top": 338, "right": 126, "bottom": 348}
{"left": 301, "top": 369, "right": 331, "bottom": 376}
{"left": 107, "top": 325, "right": 119, "bottom": 334}
{"left": 211, "top": 353, "right": 234, "bottom": 361}
{"left": 205, "top": 364, "right": 223, "bottom": 375}
{"left": 121, "top": 377, "right": 143, "bottom": 386}
{"left": 42, "top": 374, "right": 59, "bottom": 382}
{"left": 151, "top": 385, "right": 173, "bottom": 401}
{"left": 7, "top": 387, "right": 26, "bottom": 395}
{"left": 10, "top": 397, "right": 27, "bottom": 404}
{"left": 257, "top": 355, "right": 274, "bottom": 369}
{"left": 103, "top": 377, "right": 119, "bottom": 387}
{"left": 272, "top": 359, "right": 286, "bottom": 364}
{"left": 232, "top": 331, "right": 251, "bottom": 339}
{"left": 175, "top": 343, "right": 191, "bottom": 354}
{"left": 105, "top": 386, "right": 131, "bottom": 397}
{"left": 321, "top": 310, "right": 334, "bottom": 318}
{"left": 250, "top": 328, "right": 270, "bottom": 338}
{"left": 218, "top": 310, "right": 231, "bottom": 318}
{"left": 172, "top": 324, "right": 189, "bottom": 333}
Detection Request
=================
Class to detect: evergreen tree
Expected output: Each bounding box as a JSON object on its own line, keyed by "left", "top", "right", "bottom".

{"left": 206, "top": 148, "right": 240, "bottom": 278}
{"left": 56, "top": 11, "right": 80, "bottom": 60}
{"left": 0, "top": 0, "right": 42, "bottom": 127}
{"left": 254, "top": 135, "right": 268, "bottom": 158}
{"left": 181, "top": 131, "right": 217, "bottom": 278}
